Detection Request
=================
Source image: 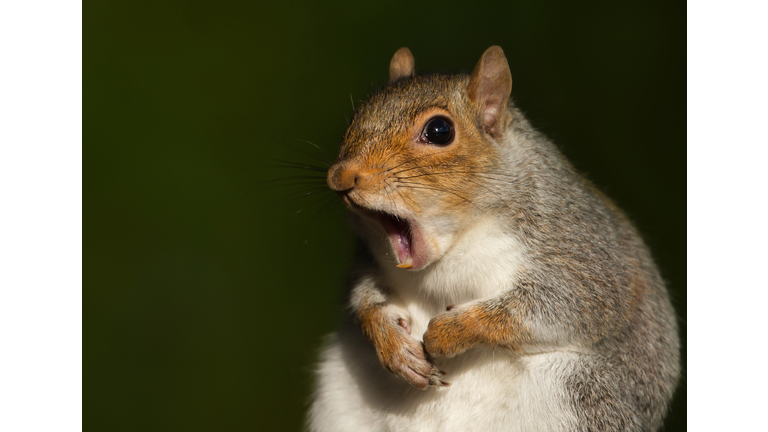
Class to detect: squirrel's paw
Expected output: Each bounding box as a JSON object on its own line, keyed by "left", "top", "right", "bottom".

{"left": 424, "top": 306, "right": 481, "bottom": 359}
{"left": 376, "top": 319, "right": 449, "bottom": 390}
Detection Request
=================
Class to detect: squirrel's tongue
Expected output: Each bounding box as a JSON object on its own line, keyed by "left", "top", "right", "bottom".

{"left": 376, "top": 214, "right": 414, "bottom": 268}
{"left": 391, "top": 230, "right": 413, "bottom": 268}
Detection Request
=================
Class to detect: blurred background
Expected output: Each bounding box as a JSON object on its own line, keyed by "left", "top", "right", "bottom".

{"left": 86, "top": 1, "right": 685, "bottom": 430}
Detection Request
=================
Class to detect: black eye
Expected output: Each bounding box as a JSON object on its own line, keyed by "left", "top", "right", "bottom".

{"left": 421, "top": 116, "right": 454, "bottom": 145}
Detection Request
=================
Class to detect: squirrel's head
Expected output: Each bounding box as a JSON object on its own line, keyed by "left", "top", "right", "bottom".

{"left": 327, "top": 46, "right": 513, "bottom": 271}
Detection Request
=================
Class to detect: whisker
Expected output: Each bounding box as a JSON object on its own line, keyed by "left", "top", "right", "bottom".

{"left": 261, "top": 132, "right": 333, "bottom": 167}
{"left": 243, "top": 178, "right": 328, "bottom": 193}
{"left": 378, "top": 147, "right": 399, "bottom": 168}
{"left": 254, "top": 156, "right": 329, "bottom": 173}
{"left": 383, "top": 178, "right": 414, "bottom": 214}
{"left": 260, "top": 175, "right": 328, "bottom": 182}
{"left": 235, "top": 183, "right": 330, "bottom": 209}
{"left": 395, "top": 170, "right": 517, "bottom": 182}
{"left": 386, "top": 151, "right": 447, "bottom": 174}
{"left": 269, "top": 184, "right": 331, "bottom": 195}
{"left": 288, "top": 191, "right": 333, "bottom": 216}
{"left": 393, "top": 160, "right": 519, "bottom": 177}
{"left": 293, "top": 137, "right": 334, "bottom": 162}
{"left": 394, "top": 183, "right": 481, "bottom": 211}
{"left": 300, "top": 194, "right": 340, "bottom": 245}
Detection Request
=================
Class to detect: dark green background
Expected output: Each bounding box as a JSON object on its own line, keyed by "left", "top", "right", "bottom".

{"left": 86, "top": 1, "right": 685, "bottom": 430}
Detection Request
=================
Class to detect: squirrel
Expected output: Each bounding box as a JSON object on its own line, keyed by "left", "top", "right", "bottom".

{"left": 308, "top": 46, "right": 680, "bottom": 432}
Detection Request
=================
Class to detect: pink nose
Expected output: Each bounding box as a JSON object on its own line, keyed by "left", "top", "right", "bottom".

{"left": 327, "top": 163, "right": 358, "bottom": 193}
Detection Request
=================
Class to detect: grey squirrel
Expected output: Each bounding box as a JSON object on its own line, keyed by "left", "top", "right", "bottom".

{"left": 308, "top": 46, "right": 680, "bottom": 432}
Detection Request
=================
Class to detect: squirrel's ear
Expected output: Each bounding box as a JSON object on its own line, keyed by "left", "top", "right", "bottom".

{"left": 468, "top": 46, "right": 512, "bottom": 138}
{"left": 389, "top": 48, "right": 415, "bottom": 83}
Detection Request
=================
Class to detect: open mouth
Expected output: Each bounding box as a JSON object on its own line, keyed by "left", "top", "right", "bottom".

{"left": 341, "top": 196, "right": 424, "bottom": 269}
{"left": 370, "top": 211, "right": 415, "bottom": 268}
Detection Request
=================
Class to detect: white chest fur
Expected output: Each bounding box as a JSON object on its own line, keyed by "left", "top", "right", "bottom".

{"left": 309, "top": 332, "right": 579, "bottom": 432}
{"left": 307, "top": 218, "right": 577, "bottom": 431}
{"left": 383, "top": 216, "right": 527, "bottom": 339}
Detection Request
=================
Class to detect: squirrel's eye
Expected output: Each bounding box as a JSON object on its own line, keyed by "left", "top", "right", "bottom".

{"left": 421, "top": 116, "right": 454, "bottom": 145}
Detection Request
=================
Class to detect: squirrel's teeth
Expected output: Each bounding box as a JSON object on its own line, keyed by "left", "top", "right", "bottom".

{"left": 396, "top": 257, "right": 413, "bottom": 269}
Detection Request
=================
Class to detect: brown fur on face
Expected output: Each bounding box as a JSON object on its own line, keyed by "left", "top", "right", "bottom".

{"left": 328, "top": 73, "right": 502, "bottom": 222}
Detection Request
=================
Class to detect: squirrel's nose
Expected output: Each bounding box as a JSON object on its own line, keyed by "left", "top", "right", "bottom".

{"left": 327, "top": 163, "right": 358, "bottom": 193}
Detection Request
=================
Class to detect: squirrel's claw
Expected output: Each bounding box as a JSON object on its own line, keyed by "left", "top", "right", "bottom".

{"left": 376, "top": 317, "right": 449, "bottom": 389}
{"left": 427, "top": 365, "right": 451, "bottom": 388}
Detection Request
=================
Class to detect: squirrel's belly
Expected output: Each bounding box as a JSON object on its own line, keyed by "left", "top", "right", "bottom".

{"left": 308, "top": 331, "right": 579, "bottom": 432}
